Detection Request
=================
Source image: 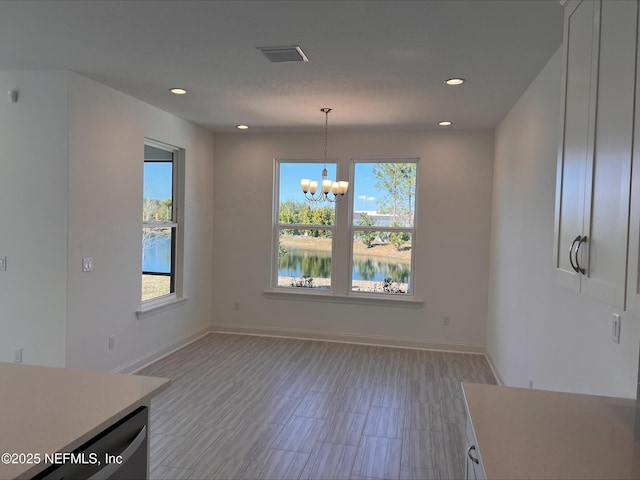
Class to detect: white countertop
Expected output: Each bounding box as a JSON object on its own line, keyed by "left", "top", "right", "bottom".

{"left": 462, "top": 382, "right": 640, "bottom": 479}
{"left": 0, "top": 362, "right": 170, "bottom": 479}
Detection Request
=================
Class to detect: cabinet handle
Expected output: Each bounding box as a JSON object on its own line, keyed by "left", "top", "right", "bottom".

{"left": 569, "top": 235, "right": 581, "bottom": 273}
{"left": 575, "top": 235, "right": 587, "bottom": 274}
{"left": 88, "top": 425, "right": 147, "bottom": 480}
{"left": 467, "top": 445, "right": 479, "bottom": 465}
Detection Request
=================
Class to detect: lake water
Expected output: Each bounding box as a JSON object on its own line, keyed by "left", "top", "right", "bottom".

{"left": 143, "top": 235, "right": 171, "bottom": 273}
{"left": 144, "top": 238, "right": 410, "bottom": 283}
{"left": 279, "top": 248, "right": 410, "bottom": 283}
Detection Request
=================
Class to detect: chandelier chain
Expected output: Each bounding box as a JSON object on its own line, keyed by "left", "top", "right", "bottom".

{"left": 324, "top": 109, "right": 328, "bottom": 167}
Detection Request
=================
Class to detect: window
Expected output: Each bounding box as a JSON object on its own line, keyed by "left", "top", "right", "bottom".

{"left": 351, "top": 161, "right": 417, "bottom": 295}
{"left": 273, "top": 158, "right": 417, "bottom": 297}
{"left": 142, "top": 142, "right": 181, "bottom": 302}
{"left": 275, "top": 161, "right": 336, "bottom": 289}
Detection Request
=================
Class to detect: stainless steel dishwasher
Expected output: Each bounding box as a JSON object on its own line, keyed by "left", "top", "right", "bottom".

{"left": 34, "top": 406, "right": 148, "bottom": 480}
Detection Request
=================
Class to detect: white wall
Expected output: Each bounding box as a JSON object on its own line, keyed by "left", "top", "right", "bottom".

{"left": 66, "top": 73, "right": 215, "bottom": 371}
{"left": 488, "top": 48, "right": 640, "bottom": 398}
{"left": 1, "top": 69, "right": 215, "bottom": 371}
{"left": 0, "top": 71, "right": 69, "bottom": 367}
{"left": 213, "top": 130, "right": 493, "bottom": 350}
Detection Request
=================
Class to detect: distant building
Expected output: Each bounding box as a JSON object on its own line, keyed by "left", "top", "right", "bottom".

{"left": 353, "top": 211, "right": 413, "bottom": 227}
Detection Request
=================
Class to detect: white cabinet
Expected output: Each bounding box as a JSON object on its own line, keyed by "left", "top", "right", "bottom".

{"left": 554, "top": 0, "right": 638, "bottom": 309}
{"left": 465, "top": 414, "right": 486, "bottom": 480}
{"left": 627, "top": 14, "right": 640, "bottom": 318}
{"left": 554, "top": 0, "right": 597, "bottom": 291}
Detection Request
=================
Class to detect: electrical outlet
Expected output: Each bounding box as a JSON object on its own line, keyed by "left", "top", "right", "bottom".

{"left": 13, "top": 348, "right": 22, "bottom": 363}
{"left": 0, "top": 256, "right": 6, "bottom": 271}
{"left": 442, "top": 315, "right": 450, "bottom": 326}
{"left": 233, "top": 301, "right": 240, "bottom": 311}
{"left": 108, "top": 335, "right": 115, "bottom": 350}
{"left": 612, "top": 314, "right": 621, "bottom": 344}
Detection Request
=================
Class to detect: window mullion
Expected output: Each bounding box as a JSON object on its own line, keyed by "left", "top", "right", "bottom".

{"left": 331, "top": 185, "right": 350, "bottom": 294}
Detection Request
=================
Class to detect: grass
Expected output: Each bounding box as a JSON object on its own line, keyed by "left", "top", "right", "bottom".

{"left": 142, "top": 275, "right": 171, "bottom": 302}
{"left": 279, "top": 234, "right": 412, "bottom": 263}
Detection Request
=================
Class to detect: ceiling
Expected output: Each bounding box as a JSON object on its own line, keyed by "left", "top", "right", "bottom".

{"left": 0, "top": 0, "right": 563, "bottom": 133}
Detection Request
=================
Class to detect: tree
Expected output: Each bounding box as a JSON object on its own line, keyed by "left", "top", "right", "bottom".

{"left": 372, "top": 163, "right": 416, "bottom": 225}
{"left": 355, "top": 213, "right": 377, "bottom": 248}
{"left": 278, "top": 200, "right": 334, "bottom": 237}
{"left": 389, "top": 228, "right": 411, "bottom": 251}
{"left": 143, "top": 197, "right": 172, "bottom": 221}
{"left": 159, "top": 198, "right": 172, "bottom": 220}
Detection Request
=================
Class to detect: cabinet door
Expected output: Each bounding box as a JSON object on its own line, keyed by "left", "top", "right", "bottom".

{"left": 554, "top": 0, "right": 599, "bottom": 291}
{"left": 583, "top": 0, "right": 637, "bottom": 309}
{"left": 466, "top": 417, "right": 486, "bottom": 480}
{"left": 627, "top": 5, "right": 640, "bottom": 318}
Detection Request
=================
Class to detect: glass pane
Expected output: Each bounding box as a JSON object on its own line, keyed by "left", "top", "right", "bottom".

{"left": 352, "top": 231, "right": 412, "bottom": 294}
{"left": 279, "top": 162, "right": 336, "bottom": 225}
{"left": 143, "top": 161, "right": 173, "bottom": 222}
{"left": 353, "top": 162, "right": 416, "bottom": 227}
{"left": 142, "top": 274, "right": 171, "bottom": 301}
{"left": 142, "top": 227, "right": 174, "bottom": 301}
{"left": 143, "top": 227, "right": 173, "bottom": 274}
{"left": 278, "top": 229, "right": 332, "bottom": 289}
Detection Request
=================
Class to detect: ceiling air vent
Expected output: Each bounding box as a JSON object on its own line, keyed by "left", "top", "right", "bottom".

{"left": 258, "top": 45, "right": 309, "bottom": 63}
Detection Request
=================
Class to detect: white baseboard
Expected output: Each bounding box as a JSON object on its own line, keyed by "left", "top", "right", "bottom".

{"left": 210, "top": 322, "right": 487, "bottom": 355}
{"left": 110, "top": 325, "right": 213, "bottom": 374}
{"left": 484, "top": 351, "right": 504, "bottom": 386}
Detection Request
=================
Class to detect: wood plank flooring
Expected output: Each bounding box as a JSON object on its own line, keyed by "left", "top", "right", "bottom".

{"left": 139, "top": 333, "right": 496, "bottom": 480}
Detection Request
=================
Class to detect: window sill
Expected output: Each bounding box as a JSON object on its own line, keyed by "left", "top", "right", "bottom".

{"left": 136, "top": 295, "right": 187, "bottom": 319}
{"left": 263, "top": 288, "right": 424, "bottom": 308}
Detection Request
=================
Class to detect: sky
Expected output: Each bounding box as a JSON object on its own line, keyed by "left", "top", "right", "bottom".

{"left": 144, "top": 162, "right": 173, "bottom": 200}
{"left": 280, "top": 162, "right": 380, "bottom": 212}
{"left": 144, "top": 161, "right": 407, "bottom": 213}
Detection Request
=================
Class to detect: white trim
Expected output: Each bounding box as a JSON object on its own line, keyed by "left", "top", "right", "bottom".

{"left": 273, "top": 158, "right": 338, "bottom": 291}
{"left": 110, "top": 325, "right": 212, "bottom": 374}
{"left": 210, "top": 322, "right": 485, "bottom": 354}
{"left": 136, "top": 295, "right": 187, "bottom": 319}
{"left": 484, "top": 352, "right": 504, "bottom": 386}
{"left": 349, "top": 158, "right": 419, "bottom": 295}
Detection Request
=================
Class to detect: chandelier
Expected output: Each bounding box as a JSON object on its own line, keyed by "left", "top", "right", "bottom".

{"left": 301, "top": 108, "right": 349, "bottom": 202}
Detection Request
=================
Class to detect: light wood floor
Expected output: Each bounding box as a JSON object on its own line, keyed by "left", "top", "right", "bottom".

{"left": 139, "top": 333, "right": 496, "bottom": 480}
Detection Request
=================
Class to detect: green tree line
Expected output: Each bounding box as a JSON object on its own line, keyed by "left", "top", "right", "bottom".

{"left": 279, "top": 201, "right": 334, "bottom": 237}
{"left": 143, "top": 198, "right": 172, "bottom": 222}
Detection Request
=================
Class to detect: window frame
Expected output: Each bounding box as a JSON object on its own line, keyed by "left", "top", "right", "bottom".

{"left": 348, "top": 158, "right": 418, "bottom": 297}
{"left": 272, "top": 159, "right": 338, "bottom": 293}
{"left": 271, "top": 157, "right": 419, "bottom": 301}
{"left": 141, "top": 139, "right": 184, "bottom": 306}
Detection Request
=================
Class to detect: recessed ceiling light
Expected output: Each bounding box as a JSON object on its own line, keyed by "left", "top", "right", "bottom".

{"left": 445, "top": 78, "right": 465, "bottom": 86}
{"left": 169, "top": 88, "right": 188, "bottom": 95}
{"left": 438, "top": 121, "right": 453, "bottom": 126}
{"left": 236, "top": 125, "right": 249, "bottom": 130}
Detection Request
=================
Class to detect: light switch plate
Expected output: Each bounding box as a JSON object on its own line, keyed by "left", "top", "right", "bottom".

{"left": 82, "top": 257, "right": 93, "bottom": 272}
{"left": 0, "top": 256, "right": 6, "bottom": 271}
